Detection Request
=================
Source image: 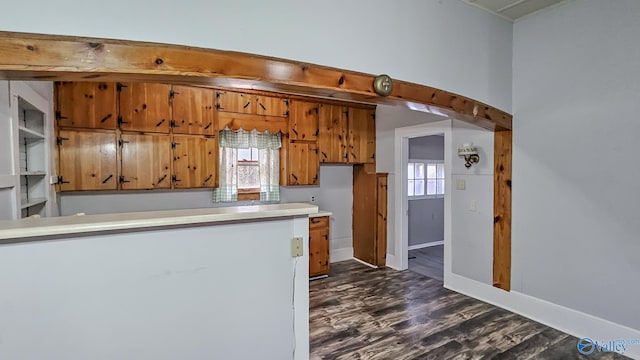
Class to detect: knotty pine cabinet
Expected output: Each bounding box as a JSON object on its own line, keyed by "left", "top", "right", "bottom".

{"left": 309, "top": 216, "right": 330, "bottom": 277}
{"left": 284, "top": 141, "right": 319, "bottom": 186}
{"left": 352, "top": 165, "right": 387, "bottom": 267}
{"left": 216, "top": 91, "right": 288, "bottom": 117}
{"left": 118, "top": 83, "right": 172, "bottom": 133}
{"left": 318, "top": 104, "right": 375, "bottom": 164}
{"left": 171, "top": 86, "right": 216, "bottom": 135}
{"left": 57, "top": 129, "right": 118, "bottom": 191}
{"left": 55, "top": 82, "right": 117, "bottom": 129}
{"left": 288, "top": 100, "right": 319, "bottom": 141}
{"left": 172, "top": 135, "right": 218, "bottom": 188}
{"left": 120, "top": 133, "right": 172, "bottom": 189}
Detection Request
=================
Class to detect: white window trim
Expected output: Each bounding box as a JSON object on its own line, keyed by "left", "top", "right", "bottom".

{"left": 408, "top": 158, "right": 445, "bottom": 200}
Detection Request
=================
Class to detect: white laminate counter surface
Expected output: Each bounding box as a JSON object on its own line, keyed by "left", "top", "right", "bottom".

{"left": 309, "top": 210, "right": 332, "bottom": 218}
{"left": 0, "top": 203, "right": 318, "bottom": 241}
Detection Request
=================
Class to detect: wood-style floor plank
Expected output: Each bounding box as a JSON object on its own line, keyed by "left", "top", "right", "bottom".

{"left": 310, "top": 261, "right": 626, "bottom": 359}
{"left": 408, "top": 245, "right": 444, "bottom": 281}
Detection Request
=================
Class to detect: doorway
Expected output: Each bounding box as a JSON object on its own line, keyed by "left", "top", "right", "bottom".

{"left": 407, "top": 135, "right": 445, "bottom": 281}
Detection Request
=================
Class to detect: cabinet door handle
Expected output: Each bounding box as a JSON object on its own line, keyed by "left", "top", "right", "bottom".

{"left": 156, "top": 119, "right": 166, "bottom": 127}
{"left": 100, "top": 114, "right": 113, "bottom": 123}
{"left": 203, "top": 174, "right": 212, "bottom": 183}
{"left": 157, "top": 174, "right": 167, "bottom": 184}
{"left": 102, "top": 174, "right": 114, "bottom": 184}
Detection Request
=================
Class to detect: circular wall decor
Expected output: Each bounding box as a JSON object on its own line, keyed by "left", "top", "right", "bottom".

{"left": 373, "top": 74, "right": 393, "bottom": 97}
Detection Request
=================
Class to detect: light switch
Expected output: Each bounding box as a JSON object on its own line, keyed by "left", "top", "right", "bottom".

{"left": 469, "top": 200, "right": 477, "bottom": 212}
{"left": 456, "top": 179, "right": 466, "bottom": 190}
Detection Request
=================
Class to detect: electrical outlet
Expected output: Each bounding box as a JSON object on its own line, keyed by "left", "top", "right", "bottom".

{"left": 469, "top": 200, "right": 477, "bottom": 212}
{"left": 291, "top": 237, "right": 303, "bottom": 257}
{"left": 456, "top": 179, "right": 466, "bottom": 190}
{"left": 310, "top": 196, "right": 316, "bottom": 203}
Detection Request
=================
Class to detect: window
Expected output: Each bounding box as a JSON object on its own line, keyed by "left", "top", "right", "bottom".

{"left": 408, "top": 160, "right": 444, "bottom": 198}
{"left": 213, "top": 129, "right": 281, "bottom": 203}
{"left": 237, "top": 147, "right": 260, "bottom": 191}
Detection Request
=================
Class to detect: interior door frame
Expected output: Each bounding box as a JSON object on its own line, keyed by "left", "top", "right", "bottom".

{"left": 392, "top": 120, "right": 452, "bottom": 284}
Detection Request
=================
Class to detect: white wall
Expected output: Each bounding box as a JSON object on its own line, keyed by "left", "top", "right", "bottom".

{"left": 513, "top": 0, "right": 640, "bottom": 330}
{"left": 0, "top": 217, "right": 309, "bottom": 360}
{"left": 0, "top": 0, "right": 512, "bottom": 113}
{"left": 450, "top": 120, "right": 494, "bottom": 285}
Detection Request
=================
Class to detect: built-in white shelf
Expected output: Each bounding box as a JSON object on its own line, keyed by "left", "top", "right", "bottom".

{"left": 20, "top": 197, "right": 47, "bottom": 209}
{"left": 18, "top": 126, "right": 45, "bottom": 140}
{"left": 21, "top": 171, "right": 46, "bottom": 176}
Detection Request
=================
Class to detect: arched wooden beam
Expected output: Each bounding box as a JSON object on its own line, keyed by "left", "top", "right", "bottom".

{"left": 0, "top": 31, "right": 511, "bottom": 130}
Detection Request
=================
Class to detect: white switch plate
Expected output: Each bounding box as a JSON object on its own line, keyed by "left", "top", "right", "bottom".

{"left": 456, "top": 179, "right": 466, "bottom": 190}
{"left": 469, "top": 200, "right": 477, "bottom": 212}
{"left": 291, "top": 237, "right": 303, "bottom": 257}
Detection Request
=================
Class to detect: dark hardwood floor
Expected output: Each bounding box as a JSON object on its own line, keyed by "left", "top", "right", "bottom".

{"left": 408, "top": 245, "right": 444, "bottom": 281}
{"left": 309, "top": 261, "right": 625, "bottom": 360}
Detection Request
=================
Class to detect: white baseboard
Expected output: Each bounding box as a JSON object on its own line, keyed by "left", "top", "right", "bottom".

{"left": 352, "top": 257, "right": 378, "bottom": 269}
{"left": 408, "top": 241, "right": 444, "bottom": 250}
{"left": 330, "top": 247, "right": 353, "bottom": 263}
{"left": 0, "top": 175, "right": 16, "bottom": 189}
{"left": 445, "top": 273, "right": 640, "bottom": 359}
{"left": 385, "top": 254, "right": 401, "bottom": 270}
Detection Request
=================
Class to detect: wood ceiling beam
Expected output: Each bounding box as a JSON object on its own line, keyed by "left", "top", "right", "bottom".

{"left": 0, "top": 31, "right": 511, "bottom": 131}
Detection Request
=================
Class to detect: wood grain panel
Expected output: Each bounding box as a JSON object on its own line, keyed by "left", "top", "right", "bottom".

{"left": 255, "top": 95, "right": 288, "bottom": 117}
{"left": 287, "top": 141, "right": 319, "bottom": 185}
{"left": 172, "top": 135, "right": 218, "bottom": 188}
{"left": 119, "top": 83, "right": 171, "bottom": 133}
{"left": 353, "top": 165, "right": 377, "bottom": 265}
{"left": 218, "top": 112, "right": 287, "bottom": 133}
{"left": 348, "top": 107, "right": 375, "bottom": 164}
{"left": 493, "top": 130, "right": 512, "bottom": 291}
{"left": 57, "top": 129, "right": 117, "bottom": 191}
{"left": 171, "top": 85, "right": 216, "bottom": 135}
{"left": 318, "top": 104, "right": 348, "bottom": 163}
{"left": 309, "top": 216, "right": 330, "bottom": 277}
{"left": 216, "top": 91, "right": 253, "bottom": 115}
{"left": 120, "top": 133, "right": 171, "bottom": 189}
{"left": 0, "top": 31, "right": 511, "bottom": 130}
{"left": 288, "top": 100, "right": 319, "bottom": 141}
{"left": 376, "top": 174, "right": 388, "bottom": 266}
{"left": 55, "top": 82, "right": 117, "bottom": 129}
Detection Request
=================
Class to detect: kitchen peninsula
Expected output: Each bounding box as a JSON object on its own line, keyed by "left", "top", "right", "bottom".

{"left": 0, "top": 203, "right": 316, "bottom": 360}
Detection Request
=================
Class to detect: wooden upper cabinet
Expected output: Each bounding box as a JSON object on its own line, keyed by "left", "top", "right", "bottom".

{"left": 287, "top": 141, "right": 319, "bottom": 186}
{"left": 318, "top": 104, "right": 348, "bottom": 163}
{"left": 348, "top": 107, "right": 376, "bottom": 164}
{"left": 288, "top": 101, "right": 319, "bottom": 141}
{"left": 120, "top": 133, "right": 171, "bottom": 190}
{"left": 171, "top": 86, "right": 217, "bottom": 135}
{"left": 255, "top": 95, "right": 289, "bottom": 117}
{"left": 57, "top": 129, "right": 117, "bottom": 191}
{"left": 216, "top": 91, "right": 288, "bottom": 117}
{"left": 172, "top": 135, "right": 218, "bottom": 188}
{"left": 118, "top": 83, "right": 171, "bottom": 133}
{"left": 55, "top": 82, "right": 117, "bottom": 129}
{"left": 216, "top": 91, "right": 253, "bottom": 115}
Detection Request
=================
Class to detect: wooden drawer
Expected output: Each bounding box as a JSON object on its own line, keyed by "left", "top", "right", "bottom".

{"left": 309, "top": 216, "right": 329, "bottom": 230}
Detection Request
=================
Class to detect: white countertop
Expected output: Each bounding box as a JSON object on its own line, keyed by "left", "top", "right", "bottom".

{"left": 0, "top": 203, "right": 318, "bottom": 242}
{"left": 309, "top": 210, "right": 332, "bottom": 218}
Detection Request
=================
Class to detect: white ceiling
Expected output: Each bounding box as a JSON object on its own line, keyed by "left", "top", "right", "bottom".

{"left": 463, "top": 0, "right": 569, "bottom": 21}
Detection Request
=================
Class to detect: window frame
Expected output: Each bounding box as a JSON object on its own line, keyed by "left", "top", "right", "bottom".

{"left": 408, "top": 159, "right": 445, "bottom": 200}
{"left": 236, "top": 147, "right": 260, "bottom": 197}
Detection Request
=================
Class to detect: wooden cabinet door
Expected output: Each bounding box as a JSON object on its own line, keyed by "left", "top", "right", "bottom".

{"left": 318, "top": 104, "right": 348, "bottom": 163}
{"left": 352, "top": 165, "right": 377, "bottom": 265}
{"left": 55, "top": 82, "right": 117, "bottom": 129}
{"left": 287, "top": 142, "right": 319, "bottom": 185}
{"left": 216, "top": 91, "right": 253, "bottom": 115}
{"left": 348, "top": 107, "right": 376, "bottom": 164}
{"left": 120, "top": 133, "right": 171, "bottom": 190}
{"left": 171, "top": 86, "right": 216, "bottom": 135}
{"left": 376, "top": 174, "right": 388, "bottom": 266}
{"left": 288, "top": 100, "right": 319, "bottom": 141}
{"left": 172, "top": 135, "right": 218, "bottom": 188}
{"left": 119, "top": 83, "right": 171, "bottom": 133}
{"left": 309, "top": 216, "right": 330, "bottom": 277}
{"left": 57, "top": 129, "right": 117, "bottom": 191}
{"left": 255, "top": 95, "right": 289, "bottom": 117}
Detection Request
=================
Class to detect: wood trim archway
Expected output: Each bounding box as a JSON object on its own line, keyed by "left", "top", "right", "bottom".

{"left": 0, "top": 31, "right": 512, "bottom": 290}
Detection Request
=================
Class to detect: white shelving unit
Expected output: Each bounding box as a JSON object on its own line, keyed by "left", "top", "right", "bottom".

{"left": 9, "top": 82, "right": 54, "bottom": 219}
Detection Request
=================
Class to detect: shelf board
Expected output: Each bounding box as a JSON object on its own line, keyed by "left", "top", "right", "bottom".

{"left": 21, "top": 198, "right": 47, "bottom": 209}
{"left": 21, "top": 171, "right": 46, "bottom": 176}
{"left": 18, "top": 126, "right": 45, "bottom": 139}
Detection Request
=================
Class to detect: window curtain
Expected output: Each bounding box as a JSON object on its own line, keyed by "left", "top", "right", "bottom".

{"left": 212, "top": 128, "right": 281, "bottom": 203}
